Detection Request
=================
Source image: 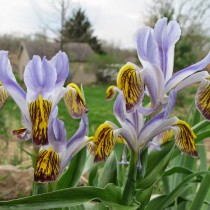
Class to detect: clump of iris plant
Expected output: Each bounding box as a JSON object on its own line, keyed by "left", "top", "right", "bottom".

{"left": 0, "top": 51, "right": 88, "bottom": 182}
{"left": 88, "top": 17, "right": 210, "bottom": 167}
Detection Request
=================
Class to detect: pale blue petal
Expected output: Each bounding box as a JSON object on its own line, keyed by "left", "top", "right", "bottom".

{"left": 163, "top": 89, "right": 177, "bottom": 118}
{"left": 174, "top": 71, "right": 209, "bottom": 93}
{"left": 136, "top": 26, "right": 159, "bottom": 67}
{"left": 165, "top": 52, "right": 210, "bottom": 92}
{"left": 24, "top": 56, "right": 57, "bottom": 100}
{"left": 117, "top": 128, "right": 137, "bottom": 153}
{"left": 138, "top": 112, "right": 178, "bottom": 144}
{"left": 154, "top": 18, "right": 181, "bottom": 81}
{"left": 50, "top": 51, "right": 69, "bottom": 87}
{"left": 113, "top": 93, "right": 127, "bottom": 122}
{"left": 142, "top": 65, "right": 165, "bottom": 105}
{"left": 113, "top": 93, "right": 137, "bottom": 141}
{"left": 149, "top": 142, "right": 161, "bottom": 151}
{"left": 138, "top": 102, "right": 162, "bottom": 115}
{"left": 0, "top": 51, "right": 27, "bottom": 116}
{"left": 47, "top": 118, "right": 67, "bottom": 155}
{"left": 61, "top": 114, "right": 88, "bottom": 170}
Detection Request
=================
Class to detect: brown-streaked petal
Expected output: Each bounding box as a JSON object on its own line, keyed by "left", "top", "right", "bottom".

{"left": 0, "top": 82, "right": 9, "bottom": 110}
{"left": 195, "top": 78, "right": 210, "bottom": 121}
{"left": 88, "top": 123, "right": 115, "bottom": 162}
{"left": 29, "top": 94, "right": 52, "bottom": 146}
{"left": 172, "top": 120, "right": 198, "bottom": 157}
{"left": 64, "top": 83, "right": 88, "bottom": 119}
{"left": 13, "top": 127, "right": 31, "bottom": 140}
{"left": 117, "top": 63, "right": 144, "bottom": 112}
{"left": 106, "top": 85, "right": 117, "bottom": 100}
{"left": 34, "top": 147, "right": 60, "bottom": 182}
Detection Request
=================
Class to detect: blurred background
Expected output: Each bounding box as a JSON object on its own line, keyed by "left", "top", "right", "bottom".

{"left": 0, "top": 0, "right": 210, "bottom": 200}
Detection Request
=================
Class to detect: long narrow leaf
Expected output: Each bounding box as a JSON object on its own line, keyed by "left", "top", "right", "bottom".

{"left": 145, "top": 171, "right": 208, "bottom": 210}
{"left": 189, "top": 172, "right": 210, "bottom": 210}
{"left": 0, "top": 184, "right": 138, "bottom": 210}
{"left": 57, "top": 148, "right": 87, "bottom": 189}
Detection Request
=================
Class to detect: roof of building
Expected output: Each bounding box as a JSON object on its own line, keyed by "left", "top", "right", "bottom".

{"left": 20, "top": 41, "right": 94, "bottom": 62}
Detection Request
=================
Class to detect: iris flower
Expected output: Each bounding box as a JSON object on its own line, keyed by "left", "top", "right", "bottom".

{"left": 88, "top": 17, "right": 204, "bottom": 164}
{"left": 34, "top": 114, "right": 88, "bottom": 182}
{"left": 109, "top": 18, "right": 210, "bottom": 119}
{"left": 88, "top": 84, "right": 197, "bottom": 165}
{"left": 0, "top": 51, "right": 88, "bottom": 146}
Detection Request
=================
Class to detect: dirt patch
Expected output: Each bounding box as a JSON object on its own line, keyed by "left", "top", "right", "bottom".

{"left": 0, "top": 165, "right": 33, "bottom": 200}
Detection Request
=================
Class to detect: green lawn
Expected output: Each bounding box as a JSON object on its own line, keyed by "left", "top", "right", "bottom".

{"left": 0, "top": 83, "right": 200, "bottom": 141}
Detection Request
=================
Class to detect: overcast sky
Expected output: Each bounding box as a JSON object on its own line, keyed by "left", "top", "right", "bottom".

{"left": 0, "top": 0, "right": 148, "bottom": 49}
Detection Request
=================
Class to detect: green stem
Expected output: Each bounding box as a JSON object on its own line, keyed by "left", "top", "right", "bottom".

{"left": 122, "top": 151, "right": 137, "bottom": 205}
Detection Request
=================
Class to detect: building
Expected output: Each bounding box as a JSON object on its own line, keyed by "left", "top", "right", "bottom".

{"left": 18, "top": 41, "right": 97, "bottom": 84}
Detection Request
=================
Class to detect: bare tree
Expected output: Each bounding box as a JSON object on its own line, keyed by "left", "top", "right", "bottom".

{"left": 32, "top": 0, "right": 72, "bottom": 50}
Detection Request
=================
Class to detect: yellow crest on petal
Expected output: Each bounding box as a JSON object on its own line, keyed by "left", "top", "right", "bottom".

{"left": 0, "top": 82, "right": 9, "bottom": 110}
{"left": 173, "top": 120, "right": 198, "bottom": 157}
{"left": 106, "top": 85, "right": 116, "bottom": 100}
{"left": 34, "top": 147, "right": 60, "bottom": 182}
{"left": 159, "top": 129, "right": 174, "bottom": 145}
{"left": 117, "top": 135, "right": 126, "bottom": 144}
{"left": 88, "top": 123, "right": 115, "bottom": 162}
{"left": 196, "top": 79, "right": 210, "bottom": 120}
{"left": 117, "top": 64, "right": 144, "bottom": 112}
{"left": 29, "top": 95, "right": 52, "bottom": 146}
{"left": 64, "top": 83, "right": 88, "bottom": 118}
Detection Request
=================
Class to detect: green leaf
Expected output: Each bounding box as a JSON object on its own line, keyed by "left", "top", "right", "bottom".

{"left": 98, "top": 152, "right": 117, "bottom": 188}
{"left": 136, "top": 141, "right": 174, "bottom": 189}
{"left": 163, "top": 167, "right": 194, "bottom": 176}
{"left": 189, "top": 172, "right": 210, "bottom": 210}
{"left": 57, "top": 148, "right": 87, "bottom": 189}
{"left": 145, "top": 171, "right": 208, "bottom": 210}
{"left": 88, "top": 163, "right": 100, "bottom": 186}
{"left": 135, "top": 186, "right": 153, "bottom": 209}
{"left": 192, "top": 120, "right": 210, "bottom": 133}
{"left": 0, "top": 184, "right": 138, "bottom": 210}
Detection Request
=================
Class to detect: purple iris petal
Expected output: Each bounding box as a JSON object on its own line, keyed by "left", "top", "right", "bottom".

{"left": 0, "top": 51, "right": 27, "bottom": 114}
{"left": 154, "top": 18, "right": 181, "bottom": 81}
{"left": 24, "top": 55, "right": 57, "bottom": 100}
{"left": 174, "top": 71, "right": 209, "bottom": 93}
{"left": 138, "top": 112, "right": 178, "bottom": 144}
{"left": 165, "top": 52, "right": 210, "bottom": 92}
{"left": 67, "top": 114, "right": 88, "bottom": 148}
{"left": 136, "top": 26, "right": 159, "bottom": 67}
{"left": 149, "top": 142, "right": 161, "bottom": 151}
{"left": 61, "top": 114, "right": 88, "bottom": 170}
{"left": 143, "top": 65, "right": 165, "bottom": 105}
{"left": 50, "top": 51, "right": 69, "bottom": 87}
{"left": 163, "top": 89, "right": 177, "bottom": 118}
{"left": 113, "top": 93, "right": 126, "bottom": 122}
{"left": 138, "top": 102, "right": 162, "bottom": 115}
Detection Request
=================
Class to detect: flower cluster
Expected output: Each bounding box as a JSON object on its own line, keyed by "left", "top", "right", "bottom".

{"left": 88, "top": 17, "right": 210, "bottom": 167}
{"left": 0, "top": 51, "right": 88, "bottom": 182}
{"left": 0, "top": 17, "right": 210, "bottom": 184}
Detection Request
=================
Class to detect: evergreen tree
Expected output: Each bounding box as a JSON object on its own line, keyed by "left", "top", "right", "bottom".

{"left": 64, "top": 8, "right": 104, "bottom": 54}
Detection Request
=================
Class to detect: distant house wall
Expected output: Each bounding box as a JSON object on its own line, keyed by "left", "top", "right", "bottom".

{"left": 70, "top": 63, "right": 96, "bottom": 85}
{"left": 18, "top": 48, "right": 30, "bottom": 80}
